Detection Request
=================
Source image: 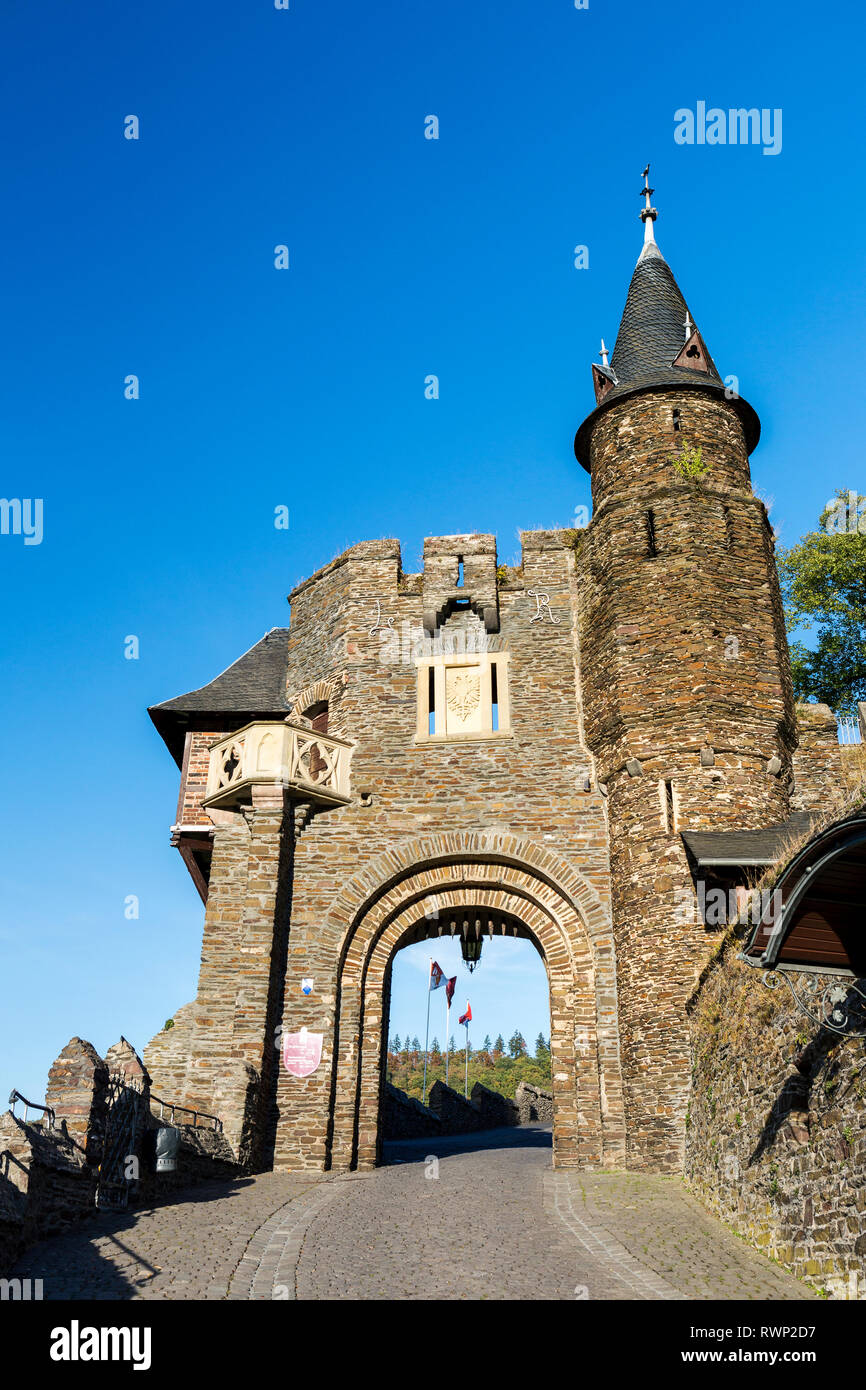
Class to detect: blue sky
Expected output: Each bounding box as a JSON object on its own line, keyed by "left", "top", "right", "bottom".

{"left": 2, "top": 0, "right": 864, "bottom": 1105}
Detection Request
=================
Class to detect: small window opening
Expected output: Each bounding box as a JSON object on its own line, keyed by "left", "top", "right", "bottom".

{"left": 456, "top": 557, "right": 464, "bottom": 588}
{"left": 723, "top": 506, "right": 734, "bottom": 550}
{"left": 673, "top": 408, "right": 681, "bottom": 431}
{"left": 491, "top": 662, "right": 499, "bottom": 732}
{"left": 663, "top": 779, "right": 675, "bottom": 832}
{"left": 646, "top": 509, "right": 658, "bottom": 558}
{"left": 428, "top": 667, "right": 436, "bottom": 736}
{"left": 305, "top": 700, "right": 329, "bottom": 734}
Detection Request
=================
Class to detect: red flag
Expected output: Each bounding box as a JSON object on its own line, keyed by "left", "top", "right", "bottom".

{"left": 445, "top": 976, "right": 456, "bottom": 1006}
{"left": 429, "top": 961, "right": 445, "bottom": 990}
{"left": 459, "top": 1003, "right": 472, "bottom": 1026}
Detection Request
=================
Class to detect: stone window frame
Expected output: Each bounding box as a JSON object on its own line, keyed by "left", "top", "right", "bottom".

{"left": 414, "top": 650, "right": 512, "bottom": 743}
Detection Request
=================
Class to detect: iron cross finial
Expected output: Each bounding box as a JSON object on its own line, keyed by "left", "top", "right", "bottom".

{"left": 639, "top": 163, "right": 658, "bottom": 242}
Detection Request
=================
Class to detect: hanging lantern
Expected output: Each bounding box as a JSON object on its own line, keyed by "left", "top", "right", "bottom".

{"left": 461, "top": 920, "right": 483, "bottom": 971}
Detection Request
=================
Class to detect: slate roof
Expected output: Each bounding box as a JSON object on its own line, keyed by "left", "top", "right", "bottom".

{"left": 149, "top": 628, "right": 292, "bottom": 765}
{"left": 610, "top": 242, "right": 722, "bottom": 385}
{"left": 574, "top": 239, "right": 760, "bottom": 470}
{"left": 680, "top": 813, "right": 817, "bottom": 869}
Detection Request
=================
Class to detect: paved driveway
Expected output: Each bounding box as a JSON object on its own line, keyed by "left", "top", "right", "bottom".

{"left": 11, "top": 1127, "right": 813, "bottom": 1300}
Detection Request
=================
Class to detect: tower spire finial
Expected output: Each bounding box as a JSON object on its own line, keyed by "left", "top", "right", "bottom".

{"left": 599, "top": 337, "right": 610, "bottom": 367}
{"left": 640, "top": 163, "right": 658, "bottom": 245}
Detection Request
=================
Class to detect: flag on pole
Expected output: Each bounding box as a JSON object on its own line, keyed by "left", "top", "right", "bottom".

{"left": 429, "top": 961, "right": 446, "bottom": 990}
{"left": 445, "top": 976, "right": 457, "bottom": 1006}
{"left": 459, "top": 1003, "right": 472, "bottom": 1026}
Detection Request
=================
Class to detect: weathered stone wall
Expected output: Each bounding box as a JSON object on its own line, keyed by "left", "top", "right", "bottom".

{"left": 514, "top": 1081, "right": 554, "bottom": 1126}
{"left": 577, "top": 388, "right": 797, "bottom": 1172}
{"left": 179, "top": 789, "right": 293, "bottom": 1168}
{"left": 259, "top": 531, "right": 620, "bottom": 1173}
{"left": 686, "top": 940, "right": 866, "bottom": 1299}
{"left": 792, "top": 702, "right": 849, "bottom": 814}
{"left": 383, "top": 1081, "right": 549, "bottom": 1141}
{"left": 0, "top": 1036, "right": 240, "bottom": 1274}
{"left": 143, "top": 1002, "right": 196, "bottom": 1105}
{"left": 45, "top": 1037, "right": 109, "bottom": 1165}
{"left": 470, "top": 1081, "right": 519, "bottom": 1129}
{"left": 0, "top": 1111, "right": 95, "bottom": 1272}
{"left": 383, "top": 1083, "right": 443, "bottom": 1140}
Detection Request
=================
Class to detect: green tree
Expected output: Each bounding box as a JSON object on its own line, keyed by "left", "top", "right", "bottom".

{"left": 777, "top": 490, "right": 866, "bottom": 713}
{"left": 509, "top": 1030, "right": 527, "bottom": 1058}
{"left": 392, "top": 1034, "right": 401, "bottom": 1053}
{"left": 493, "top": 1034, "right": 505, "bottom": 1055}
{"left": 534, "top": 1032, "right": 549, "bottom": 1060}
{"left": 483, "top": 1034, "right": 492, "bottom": 1050}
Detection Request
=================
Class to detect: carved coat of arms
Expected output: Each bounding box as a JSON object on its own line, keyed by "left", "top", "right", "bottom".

{"left": 447, "top": 669, "right": 481, "bottom": 721}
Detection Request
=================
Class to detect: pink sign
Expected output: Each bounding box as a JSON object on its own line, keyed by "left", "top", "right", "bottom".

{"left": 282, "top": 1028, "right": 323, "bottom": 1078}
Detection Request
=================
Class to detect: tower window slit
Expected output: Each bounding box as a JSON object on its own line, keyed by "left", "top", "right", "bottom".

{"left": 646, "top": 508, "right": 658, "bottom": 558}
{"left": 491, "top": 661, "right": 499, "bottom": 732}
{"left": 456, "top": 557, "right": 464, "bottom": 588}
{"left": 664, "top": 779, "right": 675, "bottom": 832}
{"left": 673, "top": 408, "right": 681, "bottom": 431}
{"left": 428, "top": 666, "right": 436, "bottom": 736}
{"left": 723, "top": 506, "right": 734, "bottom": 550}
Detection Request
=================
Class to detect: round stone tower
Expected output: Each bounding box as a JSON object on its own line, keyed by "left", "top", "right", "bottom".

{"left": 574, "top": 178, "right": 797, "bottom": 1171}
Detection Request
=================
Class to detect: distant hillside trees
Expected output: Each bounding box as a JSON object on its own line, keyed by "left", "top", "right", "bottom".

{"left": 385, "top": 1032, "right": 551, "bottom": 1099}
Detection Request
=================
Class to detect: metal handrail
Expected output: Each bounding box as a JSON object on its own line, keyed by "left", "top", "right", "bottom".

{"left": 149, "top": 1092, "right": 223, "bottom": 1132}
{"left": 8, "top": 1090, "right": 55, "bottom": 1128}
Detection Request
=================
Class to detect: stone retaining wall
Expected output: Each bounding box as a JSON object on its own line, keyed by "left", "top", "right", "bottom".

{"left": 382, "top": 1083, "right": 443, "bottom": 1140}
{"left": 383, "top": 1080, "right": 550, "bottom": 1141}
{"left": 686, "top": 941, "right": 866, "bottom": 1299}
{"left": 0, "top": 1035, "right": 238, "bottom": 1275}
{"left": 515, "top": 1082, "right": 554, "bottom": 1125}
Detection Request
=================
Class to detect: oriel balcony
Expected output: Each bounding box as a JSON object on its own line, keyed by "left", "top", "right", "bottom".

{"left": 202, "top": 720, "right": 353, "bottom": 810}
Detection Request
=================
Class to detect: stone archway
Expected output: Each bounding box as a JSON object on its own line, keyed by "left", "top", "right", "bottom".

{"left": 323, "top": 831, "right": 625, "bottom": 1172}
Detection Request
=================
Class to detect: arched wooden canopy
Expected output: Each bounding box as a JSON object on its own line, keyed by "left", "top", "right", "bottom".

{"left": 743, "top": 815, "right": 866, "bottom": 975}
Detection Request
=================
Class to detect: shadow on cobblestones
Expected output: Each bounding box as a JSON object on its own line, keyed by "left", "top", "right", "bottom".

{"left": 11, "top": 1175, "right": 272, "bottom": 1300}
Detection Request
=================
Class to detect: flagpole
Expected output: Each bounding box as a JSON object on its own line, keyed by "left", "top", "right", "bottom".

{"left": 464, "top": 1007, "right": 470, "bottom": 1099}
{"left": 445, "top": 995, "right": 450, "bottom": 1088}
{"left": 422, "top": 957, "right": 432, "bottom": 1104}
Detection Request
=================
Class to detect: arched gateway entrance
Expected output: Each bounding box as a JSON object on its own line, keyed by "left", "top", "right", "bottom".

{"left": 324, "top": 832, "right": 625, "bottom": 1171}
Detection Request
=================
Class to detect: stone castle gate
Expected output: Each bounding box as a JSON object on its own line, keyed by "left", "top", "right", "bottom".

{"left": 145, "top": 206, "right": 848, "bottom": 1177}
{"left": 308, "top": 833, "right": 625, "bottom": 1172}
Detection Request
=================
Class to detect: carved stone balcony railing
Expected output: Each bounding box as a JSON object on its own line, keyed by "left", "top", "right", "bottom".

{"left": 202, "top": 721, "right": 353, "bottom": 811}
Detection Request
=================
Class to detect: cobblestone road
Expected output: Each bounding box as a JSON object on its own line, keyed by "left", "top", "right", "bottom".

{"left": 12, "top": 1128, "right": 813, "bottom": 1300}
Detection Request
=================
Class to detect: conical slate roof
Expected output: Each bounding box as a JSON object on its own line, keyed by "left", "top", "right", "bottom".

{"left": 574, "top": 237, "right": 760, "bottom": 471}
{"left": 610, "top": 242, "right": 721, "bottom": 384}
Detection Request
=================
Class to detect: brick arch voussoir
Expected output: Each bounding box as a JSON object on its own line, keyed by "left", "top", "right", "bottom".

{"left": 341, "top": 864, "right": 589, "bottom": 987}
{"left": 330, "top": 831, "right": 610, "bottom": 974}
